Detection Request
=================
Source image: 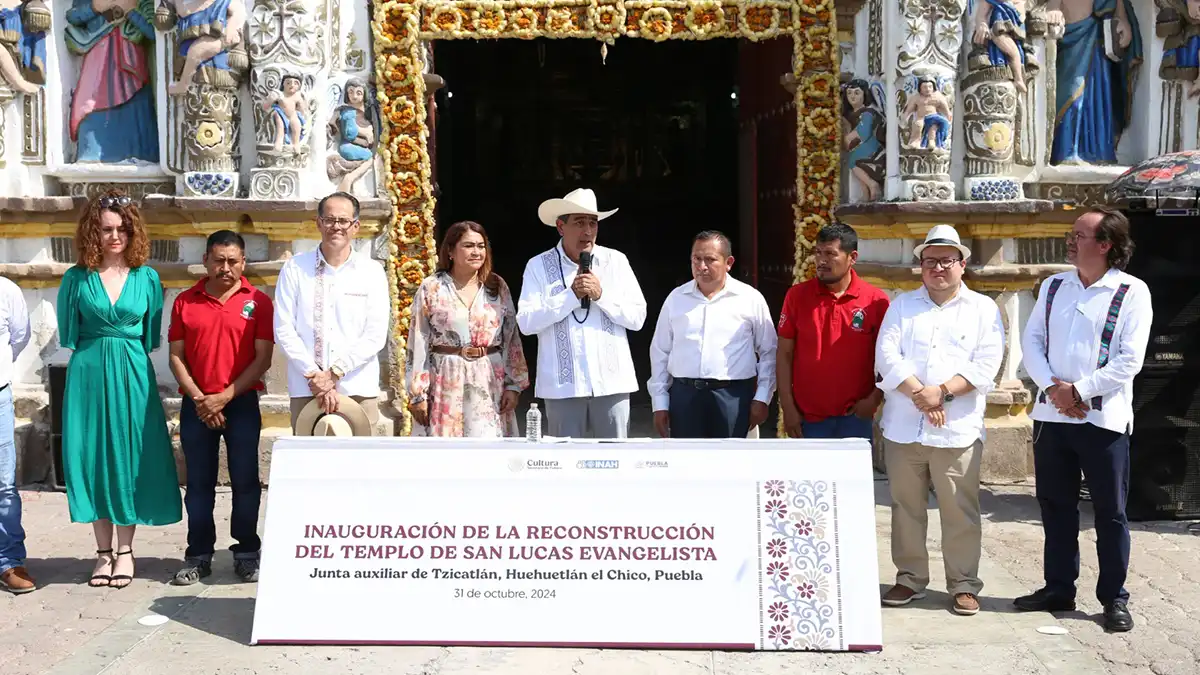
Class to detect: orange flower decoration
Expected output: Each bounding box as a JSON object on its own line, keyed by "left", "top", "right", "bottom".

{"left": 394, "top": 136, "right": 423, "bottom": 166}
{"left": 433, "top": 7, "right": 460, "bottom": 31}
{"left": 387, "top": 98, "right": 417, "bottom": 131}
{"left": 744, "top": 6, "right": 774, "bottom": 30}
{"left": 395, "top": 174, "right": 423, "bottom": 204}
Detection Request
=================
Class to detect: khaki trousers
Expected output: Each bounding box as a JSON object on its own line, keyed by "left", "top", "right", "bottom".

{"left": 884, "top": 438, "right": 983, "bottom": 596}
{"left": 290, "top": 396, "right": 380, "bottom": 435}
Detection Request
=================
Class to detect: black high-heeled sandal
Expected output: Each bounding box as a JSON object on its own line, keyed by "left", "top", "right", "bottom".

{"left": 88, "top": 549, "right": 113, "bottom": 587}
{"left": 109, "top": 549, "right": 134, "bottom": 590}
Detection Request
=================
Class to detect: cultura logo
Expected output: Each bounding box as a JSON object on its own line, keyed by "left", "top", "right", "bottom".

{"left": 507, "top": 457, "right": 525, "bottom": 472}
{"left": 525, "top": 459, "right": 561, "bottom": 470}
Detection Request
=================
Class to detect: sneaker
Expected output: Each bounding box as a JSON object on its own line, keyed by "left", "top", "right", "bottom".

{"left": 234, "top": 558, "right": 260, "bottom": 583}
{"left": 881, "top": 584, "right": 926, "bottom": 606}
{"left": 953, "top": 593, "right": 980, "bottom": 615}
{"left": 172, "top": 558, "right": 212, "bottom": 586}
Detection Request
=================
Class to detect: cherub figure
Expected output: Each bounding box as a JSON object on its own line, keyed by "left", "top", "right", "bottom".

{"left": 901, "top": 76, "right": 953, "bottom": 149}
{"left": 158, "top": 0, "right": 246, "bottom": 96}
{"left": 0, "top": 0, "right": 49, "bottom": 94}
{"left": 263, "top": 74, "right": 308, "bottom": 152}
{"left": 970, "top": 0, "right": 1029, "bottom": 92}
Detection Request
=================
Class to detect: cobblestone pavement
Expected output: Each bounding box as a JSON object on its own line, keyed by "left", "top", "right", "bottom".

{"left": 4, "top": 482, "right": 1199, "bottom": 675}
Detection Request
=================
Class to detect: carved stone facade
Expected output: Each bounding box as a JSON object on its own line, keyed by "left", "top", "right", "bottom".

{"left": 893, "top": 0, "right": 964, "bottom": 201}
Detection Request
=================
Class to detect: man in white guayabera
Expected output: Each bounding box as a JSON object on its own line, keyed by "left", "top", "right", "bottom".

{"left": 516, "top": 188, "right": 646, "bottom": 439}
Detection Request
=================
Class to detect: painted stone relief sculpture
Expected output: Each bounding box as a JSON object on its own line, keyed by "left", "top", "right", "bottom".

{"left": 326, "top": 77, "right": 379, "bottom": 195}
{"left": 969, "top": 0, "right": 1029, "bottom": 91}
{"left": 0, "top": 0, "right": 48, "bottom": 94}
{"left": 1047, "top": 0, "right": 1142, "bottom": 165}
{"left": 901, "top": 75, "right": 953, "bottom": 149}
{"left": 840, "top": 78, "right": 885, "bottom": 201}
{"left": 1158, "top": 0, "right": 1200, "bottom": 96}
{"left": 65, "top": 0, "right": 160, "bottom": 163}
{"left": 263, "top": 73, "right": 308, "bottom": 152}
{"left": 158, "top": 0, "right": 248, "bottom": 95}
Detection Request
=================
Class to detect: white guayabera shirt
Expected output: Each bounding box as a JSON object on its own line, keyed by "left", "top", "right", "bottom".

{"left": 274, "top": 247, "right": 391, "bottom": 399}
{"left": 516, "top": 242, "right": 646, "bottom": 400}
{"left": 875, "top": 284, "right": 1006, "bottom": 448}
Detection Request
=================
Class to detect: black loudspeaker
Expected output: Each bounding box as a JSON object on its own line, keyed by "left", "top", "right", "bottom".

{"left": 1125, "top": 212, "right": 1200, "bottom": 520}
{"left": 47, "top": 364, "right": 67, "bottom": 490}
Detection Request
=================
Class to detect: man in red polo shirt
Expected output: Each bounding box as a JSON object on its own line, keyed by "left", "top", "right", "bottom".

{"left": 167, "top": 230, "right": 274, "bottom": 585}
{"left": 777, "top": 223, "right": 890, "bottom": 438}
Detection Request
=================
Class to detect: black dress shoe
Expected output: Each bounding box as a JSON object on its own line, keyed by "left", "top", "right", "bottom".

{"left": 1013, "top": 588, "right": 1077, "bottom": 612}
{"left": 1104, "top": 600, "right": 1133, "bottom": 632}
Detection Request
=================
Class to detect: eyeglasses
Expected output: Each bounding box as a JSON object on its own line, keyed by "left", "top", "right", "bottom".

{"left": 920, "top": 257, "right": 962, "bottom": 270}
{"left": 98, "top": 195, "right": 132, "bottom": 209}
{"left": 1064, "top": 232, "right": 1095, "bottom": 243}
{"left": 318, "top": 217, "right": 358, "bottom": 229}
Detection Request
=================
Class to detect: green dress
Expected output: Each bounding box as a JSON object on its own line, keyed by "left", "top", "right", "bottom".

{"left": 57, "top": 265, "right": 182, "bottom": 526}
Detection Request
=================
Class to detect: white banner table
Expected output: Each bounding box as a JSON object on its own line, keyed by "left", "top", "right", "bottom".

{"left": 250, "top": 437, "right": 884, "bottom": 652}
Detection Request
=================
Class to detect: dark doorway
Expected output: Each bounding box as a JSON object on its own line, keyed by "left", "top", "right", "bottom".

{"left": 431, "top": 38, "right": 740, "bottom": 407}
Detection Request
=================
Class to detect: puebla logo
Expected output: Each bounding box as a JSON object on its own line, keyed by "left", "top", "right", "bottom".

{"left": 241, "top": 300, "right": 256, "bottom": 319}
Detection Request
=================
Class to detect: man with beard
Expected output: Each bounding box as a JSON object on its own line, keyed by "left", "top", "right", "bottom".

{"left": 1015, "top": 208, "right": 1150, "bottom": 633}
{"left": 875, "top": 225, "right": 1005, "bottom": 616}
{"left": 517, "top": 188, "right": 646, "bottom": 438}
{"left": 167, "top": 230, "right": 274, "bottom": 584}
{"left": 776, "top": 223, "right": 889, "bottom": 439}
{"left": 648, "top": 230, "right": 776, "bottom": 438}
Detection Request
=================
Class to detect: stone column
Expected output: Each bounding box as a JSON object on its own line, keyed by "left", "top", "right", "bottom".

{"left": 893, "top": 0, "right": 965, "bottom": 201}
{"left": 156, "top": 0, "right": 250, "bottom": 197}
{"left": 247, "top": 0, "right": 328, "bottom": 199}
{"left": 960, "top": 0, "right": 1042, "bottom": 200}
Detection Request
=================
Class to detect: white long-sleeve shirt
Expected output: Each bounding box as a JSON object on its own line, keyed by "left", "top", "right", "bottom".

{"left": 875, "top": 285, "right": 1005, "bottom": 448}
{"left": 273, "top": 247, "right": 391, "bottom": 398}
{"left": 647, "top": 277, "right": 777, "bottom": 411}
{"left": 516, "top": 242, "right": 646, "bottom": 399}
{"left": 0, "top": 277, "right": 29, "bottom": 389}
{"left": 1021, "top": 268, "right": 1152, "bottom": 434}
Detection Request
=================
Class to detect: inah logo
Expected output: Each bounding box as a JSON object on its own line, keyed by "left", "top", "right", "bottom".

{"left": 576, "top": 459, "right": 619, "bottom": 469}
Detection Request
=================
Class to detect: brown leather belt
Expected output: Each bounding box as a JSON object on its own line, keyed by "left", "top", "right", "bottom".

{"left": 431, "top": 345, "right": 500, "bottom": 360}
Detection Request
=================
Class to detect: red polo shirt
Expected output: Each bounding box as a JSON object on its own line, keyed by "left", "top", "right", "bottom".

{"left": 167, "top": 277, "right": 275, "bottom": 395}
{"left": 777, "top": 270, "right": 890, "bottom": 422}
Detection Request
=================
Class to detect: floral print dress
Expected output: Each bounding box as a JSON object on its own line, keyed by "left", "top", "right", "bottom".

{"left": 405, "top": 271, "right": 530, "bottom": 437}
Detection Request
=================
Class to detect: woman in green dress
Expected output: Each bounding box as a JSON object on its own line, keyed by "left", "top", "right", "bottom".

{"left": 57, "top": 191, "right": 181, "bottom": 589}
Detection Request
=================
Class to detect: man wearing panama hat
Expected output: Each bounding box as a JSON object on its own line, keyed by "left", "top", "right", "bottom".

{"left": 874, "top": 224, "right": 1005, "bottom": 617}
{"left": 516, "top": 188, "right": 647, "bottom": 438}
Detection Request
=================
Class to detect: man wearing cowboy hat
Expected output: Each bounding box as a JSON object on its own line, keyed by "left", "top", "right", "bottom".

{"left": 875, "top": 225, "right": 1005, "bottom": 617}
{"left": 517, "top": 188, "right": 646, "bottom": 438}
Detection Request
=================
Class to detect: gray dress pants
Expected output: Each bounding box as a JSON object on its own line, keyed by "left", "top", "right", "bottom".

{"left": 543, "top": 394, "right": 630, "bottom": 439}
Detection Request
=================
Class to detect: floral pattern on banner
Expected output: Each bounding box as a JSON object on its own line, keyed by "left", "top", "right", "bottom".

{"left": 373, "top": 0, "right": 838, "bottom": 434}
{"left": 759, "top": 479, "right": 841, "bottom": 650}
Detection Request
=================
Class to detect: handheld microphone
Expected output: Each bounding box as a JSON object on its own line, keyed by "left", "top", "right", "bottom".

{"left": 578, "top": 250, "right": 592, "bottom": 309}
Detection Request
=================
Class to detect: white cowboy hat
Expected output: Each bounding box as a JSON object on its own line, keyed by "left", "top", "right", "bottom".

{"left": 913, "top": 224, "right": 971, "bottom": 260}
{"left": 294, "top": 395, "right": 373, "bottom": 437}
{"left": 537, "top": 188, "right": 619, "bottom": 226}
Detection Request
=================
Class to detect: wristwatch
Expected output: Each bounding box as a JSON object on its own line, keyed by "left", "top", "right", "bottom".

{"left": 330, "top": 363, "right": 345, "bottom": 380}
{"left": 939, "top": 383, "right": 955, "bottom": 403}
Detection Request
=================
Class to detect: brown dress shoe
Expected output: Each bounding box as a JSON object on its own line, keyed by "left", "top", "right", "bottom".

{"left": 953, "top": 592, "right": 980, "bottom": 615}
{"left": 881, "top": 584, "right": 926, "bottom": 606}
{"left": 0, "top": 566, "right": 36, "bottom": 594}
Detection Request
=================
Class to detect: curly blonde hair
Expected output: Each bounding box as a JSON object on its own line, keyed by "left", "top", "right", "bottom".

{"left": 75, "top": 189, "right": 150, "bottom": 269}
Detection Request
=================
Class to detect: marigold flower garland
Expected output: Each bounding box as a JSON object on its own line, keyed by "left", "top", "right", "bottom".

{"left": 374, "top": 0, "right": 839, "bottom": 439}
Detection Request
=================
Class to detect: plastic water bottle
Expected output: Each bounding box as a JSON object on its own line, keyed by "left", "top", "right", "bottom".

{"left": 526, "top": 402, "right": 542, "bottom": 442}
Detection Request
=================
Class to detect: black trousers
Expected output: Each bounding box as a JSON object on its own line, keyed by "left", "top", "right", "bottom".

{"left": 1033, "top": 420, "right": 1131, "bottom": 605}
{"left": 667, "top": 378, "right": 754, "bottom": 439}
{"left": 180, "top": 391, "right": 263, "bottom": 561}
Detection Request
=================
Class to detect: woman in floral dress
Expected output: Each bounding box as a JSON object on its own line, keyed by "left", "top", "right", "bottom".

{"left": 406, "top": 221, "right": 530, "bottom": 436}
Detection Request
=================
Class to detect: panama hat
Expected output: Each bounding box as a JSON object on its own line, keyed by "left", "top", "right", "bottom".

{"left": 294, "top": 395, "right": 373, "bottom": 436}
{"left": 913, "top": 224, "right": 971, "bottom": 260}
{"left": 537, "top": 188, "right": 619, "bottom": 226}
